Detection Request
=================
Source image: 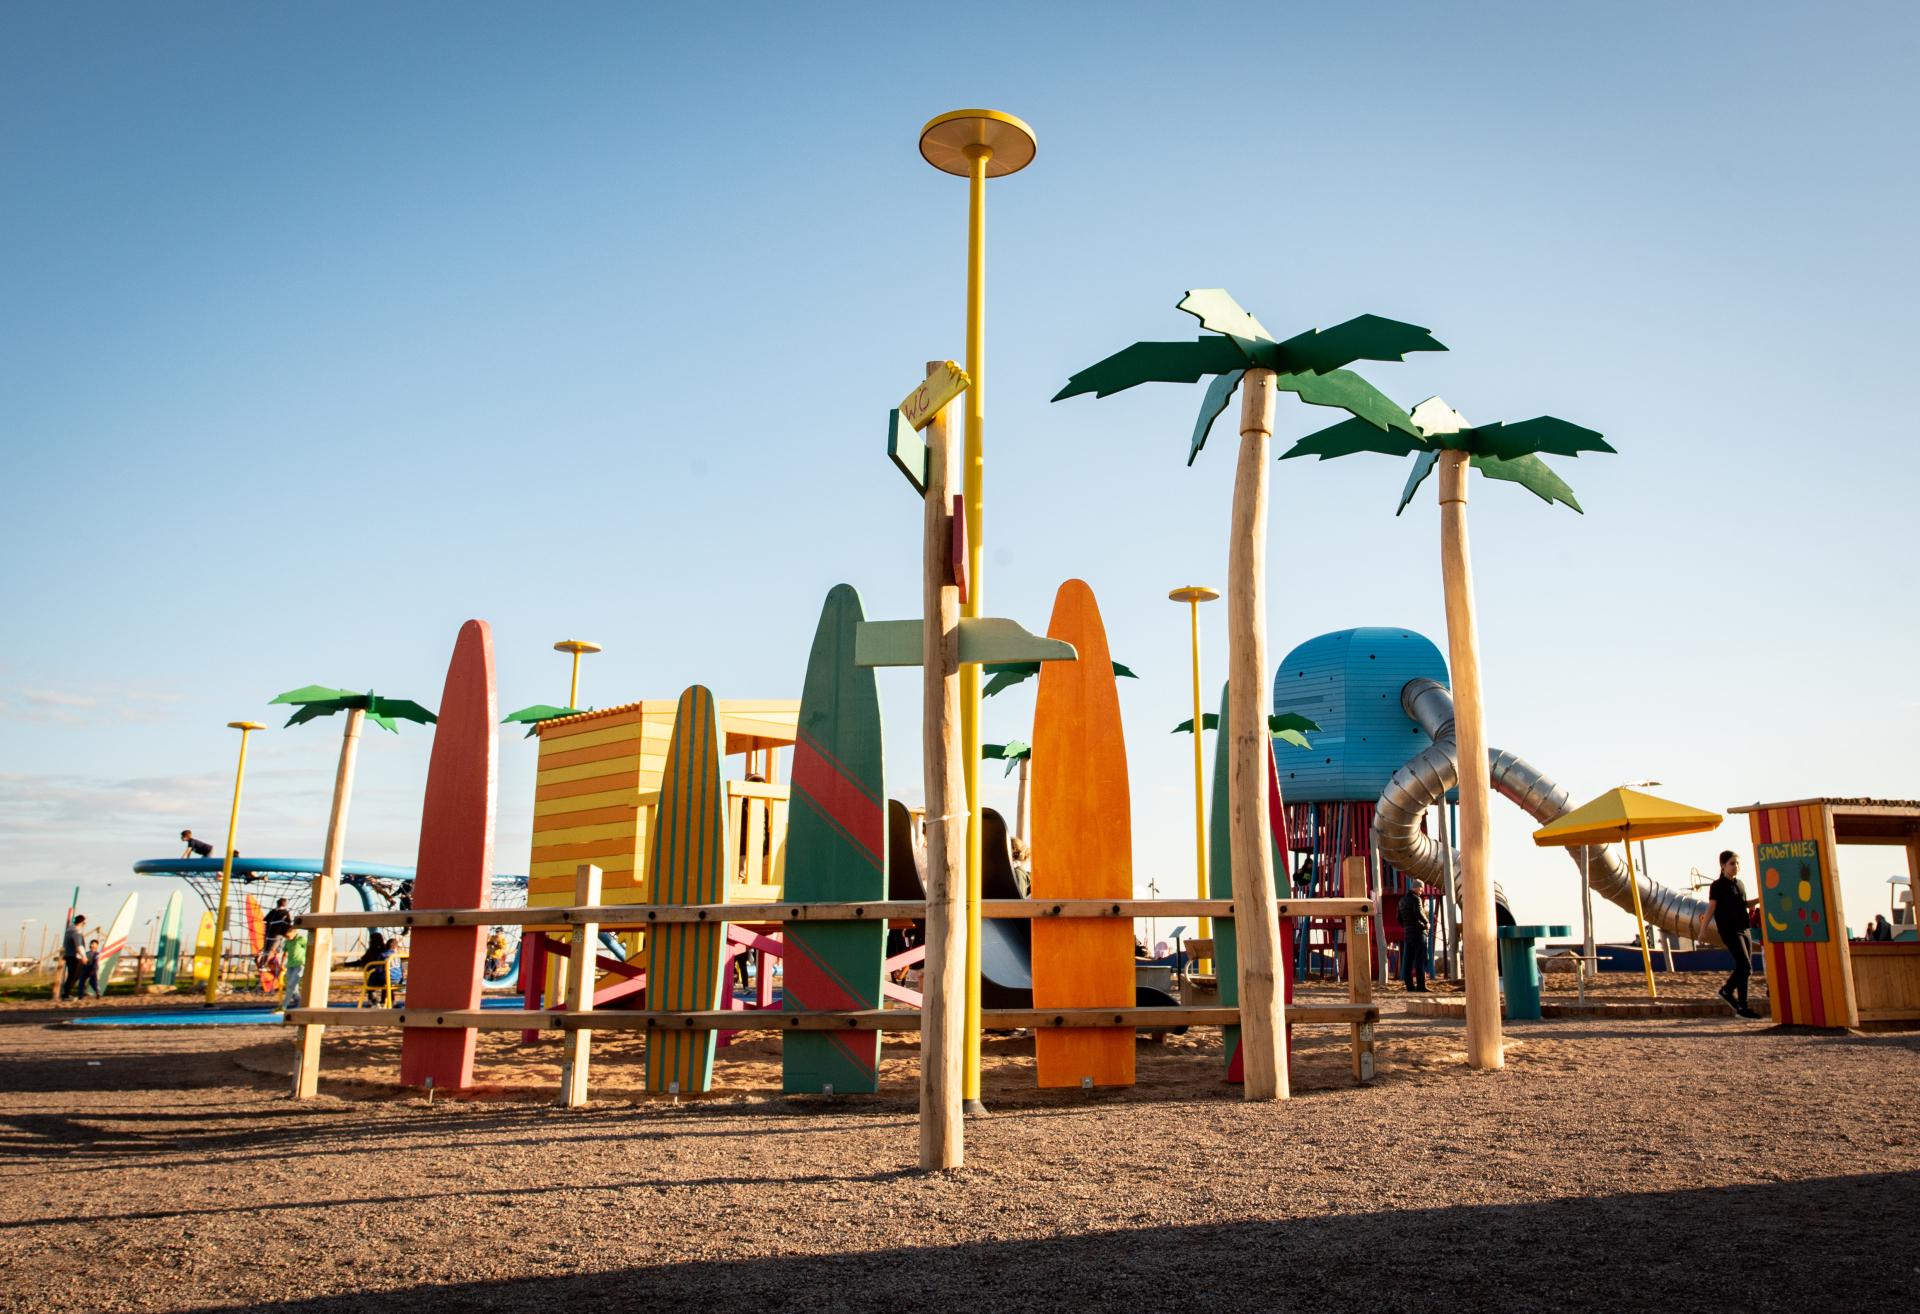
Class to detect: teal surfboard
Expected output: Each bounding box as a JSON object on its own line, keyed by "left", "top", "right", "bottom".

{"left": 153, "top": 890, "right": 184, "bottom": 986}
{"left": 782, "top": 585, "right": 888, "bottom": 1094}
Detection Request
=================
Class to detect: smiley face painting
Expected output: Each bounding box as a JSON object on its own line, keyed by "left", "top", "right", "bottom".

{"left": 1756, "top": 839, "right": 1830, "bottom": 944}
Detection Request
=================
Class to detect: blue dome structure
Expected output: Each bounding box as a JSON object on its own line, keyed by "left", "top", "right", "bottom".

{"left": 1271, "top": 627, "right": 1449, "bottom": 804}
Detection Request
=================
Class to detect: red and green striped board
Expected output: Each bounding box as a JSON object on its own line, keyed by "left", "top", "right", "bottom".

{"left": 1746, "top": 803, "right": 1854, "bottom": 1028}
{"left": 782, "top": 585, "right": 888, "bottom": 1094}
{"left": 1031, "top": 579, "right": 1134, "bottom": 1088}
{"left": 643, "top": 685, "right": 729, "bottom": 1094}
{"left": 400, "top": 619, "right": 496, "bottom": 1091}
{"left": 1207, "top": 681, "right": 1297, "bottom": 1083}
{"left": 96, "top": 892, "right": 138, "bottom": 988}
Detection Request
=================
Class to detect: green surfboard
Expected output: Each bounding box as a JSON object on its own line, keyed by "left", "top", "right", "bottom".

{"left": 153, "top": 890, "right": 184, "bottom": 986}
{"left": 782, "top": 585, "right": 888, "bottom": 1094}
{"left": 643, "top": 685, "right": 729, "bottom": 1095}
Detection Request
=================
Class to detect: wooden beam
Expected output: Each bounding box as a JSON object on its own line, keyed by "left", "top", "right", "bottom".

{"left": 281, "top": 1003, "right": 1379, "bottom": 1032}
{"left": 293, "top": 706, "right": 362, "bottom": 1101}
{"left": 920, "top": 381, "right": 966, "bottom": 1170}
{"left": 1343, "top": 856, "right": 1375, "bottom": 1083}
{"left": 1437, "top": 443, "right": 1502, "bottom": 1071}
{"left": 294, "top": 896, "right": 1376, "bottom": 931}
{"left": 1227, "top": 367, "right": 1287, "bottom": 1101}
{"left": 558, "top": 863, "right": 600, "bottom": 1107}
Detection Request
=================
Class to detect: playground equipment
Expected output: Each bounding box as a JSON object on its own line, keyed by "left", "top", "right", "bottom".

{"left": 1533, "top": 786, "right": 1723, "bottom": 999}
{"left": 1730, "top": 798, "right": 1920, "bottom": 1027}
{"left": 206, "top": 720, "right": 265, "bottom": 1004}
{"left": 1282, "top": 395, "right": 1613, "bottom": 1072}
{"left": 287, "top": 604, "right": 1381, "bottom": 1166}
{"left": 1056, "top": 287, "right": 1446, "bottom": 1098}
{"left": 1169, "top": 585, "right": 1220, "bottom": 957}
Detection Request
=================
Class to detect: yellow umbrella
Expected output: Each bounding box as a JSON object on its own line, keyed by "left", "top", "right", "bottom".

{"left": 1532, "top": 787, "right": 1723, "bottom": 1000}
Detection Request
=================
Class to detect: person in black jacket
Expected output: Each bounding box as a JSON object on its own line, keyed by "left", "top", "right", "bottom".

{"left": 1703, "top": 850, "right": 1762, "bottom": 1017}
{"left": 260, "top": 898, "right": 293, "bottom": 966}
{"left": 1396, "top": 880, "right": 1430, "bottom": 993}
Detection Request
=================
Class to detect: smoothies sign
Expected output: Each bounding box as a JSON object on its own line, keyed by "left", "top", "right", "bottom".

{"left": 1756, "top": 839, "right": 1830, "bottom": 943}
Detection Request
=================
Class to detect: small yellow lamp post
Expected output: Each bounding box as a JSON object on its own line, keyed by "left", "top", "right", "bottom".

{"left": 553, "top": 640, "right": 601, "bottom": 710}
{"left": 205, "top": 720, "right": 265, "bottom": 1005}
{"left": 1169, "top": 586, "right": 1220, "bottom": 960}
{"left": 919, "top": 108, "right": 1035, "bottom": 1113}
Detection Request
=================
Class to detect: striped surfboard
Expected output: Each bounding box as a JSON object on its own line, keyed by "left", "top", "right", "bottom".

{"left": 399, "top": 619, "right": 497, "bottom": 1091}
{"left": 1031, "top": 579, "right": 1135, "bottom": 1088}
{"left": 643, "top": 685, "right": 728, "bottom": 1094}
{"left": 96, "top": 893, "right": 138, "bottom": 989}
{"left": 190, "top": 909, "right": 217, "bottom": 983}
{"left": 782, "top": 585, "right": 887, "bottom": 1094}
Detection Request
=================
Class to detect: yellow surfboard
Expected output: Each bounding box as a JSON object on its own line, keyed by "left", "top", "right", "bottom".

{"left": 189, "top": 910, "right": 218, "bottom": 984}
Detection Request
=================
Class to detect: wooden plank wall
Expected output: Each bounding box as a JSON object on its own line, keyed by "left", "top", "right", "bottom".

{"left": 1745, "top": 803, "right": 1858, "bottom": 1028}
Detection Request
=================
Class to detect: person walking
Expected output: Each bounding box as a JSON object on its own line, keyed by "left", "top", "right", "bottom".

{"left": 1396, "top": 880, "right": 1430, "bottom": 992}
{"left": 281, "top": 931, "right": 309, "bottom": 1011}
{"left": 60, "top": 915, "right": 88, "bottom": 1001}
{"left": 1704, "top": 850, "right": 1762, "bottom": 1018}
{"left": 260, "top": 898, "right": 293, "bottom": 965}
{"left": 82, "top": 939, "right": 103, "bottom": 999}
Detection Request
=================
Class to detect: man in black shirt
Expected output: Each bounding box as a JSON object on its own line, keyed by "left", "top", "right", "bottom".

{"left": 1397, "top": 880, "right": 1430, "bottom": 993}
{"left": 60, "top": 915, "right": 88, "bottom": 1001}
{"left": 261, "top": 898, "right": 293, "bottom": 966}
{"left": 180, "top": 829, "right": 214, "bottom": 858}
{"left": 1703, "top": 849, "right": 1761, "bottom": 1018}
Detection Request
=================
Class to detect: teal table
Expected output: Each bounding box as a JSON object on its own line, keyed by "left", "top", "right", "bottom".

{"left": 1498, "top": 924, "right": 1571, "bottom": 1020}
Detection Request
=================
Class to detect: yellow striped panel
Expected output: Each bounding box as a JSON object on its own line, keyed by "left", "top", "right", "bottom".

{"left": 532, "top": 788, "right": 636, "bottom": 819}
{"left": 537, "top": 755, "right": 659, "bottom": 786}
{"left": 528, "top": 819, "right": 635, "bottom": 847}
{"left": 538, "top": 721, "right": 648, "bottom": 753}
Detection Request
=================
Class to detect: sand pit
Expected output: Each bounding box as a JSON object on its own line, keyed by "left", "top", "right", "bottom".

{"left": 3, "top": 977, "right": 1916, "bottom": 1313}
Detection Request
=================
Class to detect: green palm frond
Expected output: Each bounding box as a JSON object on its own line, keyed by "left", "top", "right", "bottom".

{"left": 1282, "top": 414, "right": 1427, "bottom": 462}
{"left": 1052, "top": 336, "right": 1247, "bottom": 401}
{"left": 502, "top": 703, "right": 587, "bottom": 738}
{"left": 1175, "top": 288, "right": 1274, "bottom": 359}
{"left": 1472, "top": 453, "right": 1584, "bottom": 512}
{"left": 1187, "top": 368, "right": 1247, "bottom": 465}
{"left": 1460, "top": 417, "right": 1614, "bottom": 461}
{"left": 1172, "top": 711, "right": 1318, "bottom": 748}
{"left": 982, "top": 660, "right": 1135, "bottom": 698}
{"left": 982, "top": 739, "right": 1031, "bottom": 776}
{"left": 273, "top": 686, "right": 435, "bottom": 733}
{"left": 1273, "top": 314, "right": 1447, "bottom": 375}
{"left": 1277, "top": 369, "right": 1424, "bottom": 436}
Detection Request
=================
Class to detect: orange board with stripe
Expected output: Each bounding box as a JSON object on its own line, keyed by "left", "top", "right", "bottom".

{"left": 641, "top": 687, "right": 728, "bottom": 1094}
{"left": 1030, "top": 579, "right": 1135, "bottom": 1088}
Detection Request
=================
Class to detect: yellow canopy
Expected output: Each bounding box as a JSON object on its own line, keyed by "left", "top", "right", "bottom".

{"left": 1532, "top": 786, "right": 1722, "bottom": 847}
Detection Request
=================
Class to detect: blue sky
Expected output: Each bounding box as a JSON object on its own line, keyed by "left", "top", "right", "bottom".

{"left": 3, "top": 1, "right": 1916, "bottom": 957}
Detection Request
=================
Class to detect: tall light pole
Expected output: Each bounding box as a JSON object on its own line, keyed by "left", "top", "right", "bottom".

{"left": 553, "top": 639, "right": 601, "bottom": 710}
{"left": 919, "top": 108, "right": 1035, "bottom": 1114}
{"left": 205, "top": 721, "right": 265, "bottom": 1005}
{"left": 1169, "top": 586, "right": 1220, "bottom": 962}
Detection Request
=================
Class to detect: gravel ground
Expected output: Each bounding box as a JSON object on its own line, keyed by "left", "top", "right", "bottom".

{"left": 3, "top": 977, "right": 1917, "bottom": 1313}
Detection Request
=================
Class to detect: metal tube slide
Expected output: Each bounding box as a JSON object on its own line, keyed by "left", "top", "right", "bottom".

{"left": 1374, "top": 678, "right": 1719, "bottom": 948}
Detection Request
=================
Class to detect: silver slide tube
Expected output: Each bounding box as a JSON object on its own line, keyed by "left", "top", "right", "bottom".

{"left": 1373, "top": 678, "right": 1720, "bottom": 948}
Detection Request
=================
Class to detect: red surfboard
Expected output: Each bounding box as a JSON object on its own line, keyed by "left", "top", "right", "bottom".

{"left": 400, "top": 619, "right": 497, "bottom": 1090}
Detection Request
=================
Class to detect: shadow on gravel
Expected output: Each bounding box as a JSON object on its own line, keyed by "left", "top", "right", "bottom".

{"left": 173, "top": 1172, "right": 1917, "bottom": 1313}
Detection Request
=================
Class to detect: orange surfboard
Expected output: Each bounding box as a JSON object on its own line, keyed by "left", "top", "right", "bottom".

{"left": 1030, "top": 579, "right": 1134, "bottom": 1088}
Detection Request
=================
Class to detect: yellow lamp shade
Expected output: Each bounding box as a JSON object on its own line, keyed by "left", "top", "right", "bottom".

{"left": 1532, "top": 786, "right": 1722, "bottom": 847}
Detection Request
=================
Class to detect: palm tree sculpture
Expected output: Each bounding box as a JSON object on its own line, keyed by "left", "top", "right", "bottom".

{"left": 501, "top": 703, "right": 586, "bottom": 738}
{"left": 1172, "top": 711, "right": 1318, "bottom": 749}
{"left": 1055, "top": 289, "right": 1443, "bottom": 1099}
{"left": 1280, "top": 395, "right": 1612, "bottom": 1070}
{"left": 271, "top": 685, "right": 434, "bottom": 1086}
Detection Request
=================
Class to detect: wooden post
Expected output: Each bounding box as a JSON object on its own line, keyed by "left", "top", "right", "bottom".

{"left": 560, "top": 863, "right": 603, "bottom": 1107}
{"left": 1436, "top": 447, "right": 1502, "bottom": 1071}
{"left": 1227, "top": 367, "right": 1287, "bottom": 1100}
{"left": 1343, "top": 857, "right": 1374, "bottom": 1082}
{"left": 919, "top": 380, "right": 967, "bottom": 1169}
{"left": 293, "top": 706, "right": 364, "bottom": 1100}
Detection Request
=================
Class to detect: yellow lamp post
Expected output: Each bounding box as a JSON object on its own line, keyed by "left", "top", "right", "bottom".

{"left": 553, "top": 639, "right": 601, "bottom": 709}
{"left": 1169, "top": 586, "right": 1221, "bottom": 961}
{"left": 205, "top": 720, "right": 265, "bottom": 1005}
{"left": 919, "top": 108, "right": 1035, "bottom": 1112}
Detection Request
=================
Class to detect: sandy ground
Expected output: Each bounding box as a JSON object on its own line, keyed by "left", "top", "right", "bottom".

{"left": 3, "top": 976, "right": 1917, "bottom": 1313}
